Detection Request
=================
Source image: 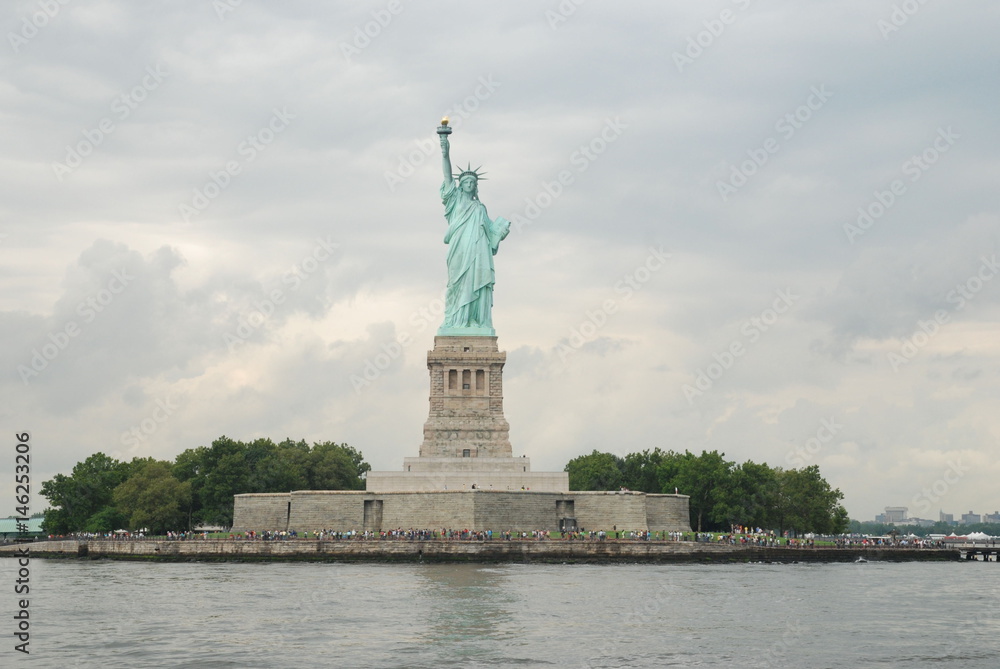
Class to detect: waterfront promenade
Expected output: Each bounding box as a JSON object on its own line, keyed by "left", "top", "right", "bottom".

{"left": 0, "top": 537, "right": 960, "bottom": 563}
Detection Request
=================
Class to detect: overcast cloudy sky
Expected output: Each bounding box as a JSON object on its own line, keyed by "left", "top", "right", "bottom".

{"left": 3, "top": 1, "right": 998, "bottom": 522}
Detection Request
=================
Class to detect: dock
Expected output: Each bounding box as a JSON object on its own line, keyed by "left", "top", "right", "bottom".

{"left": 949, "top": 542, "right": 1000, "bottom": 561}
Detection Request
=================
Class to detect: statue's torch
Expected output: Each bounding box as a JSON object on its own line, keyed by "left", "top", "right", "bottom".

{"left": 437, "top": 116, "right": 452, "bottom": 137}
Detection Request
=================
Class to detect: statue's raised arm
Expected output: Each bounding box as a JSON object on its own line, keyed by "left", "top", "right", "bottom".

{"left": 439, "top": 122, "right": 452, "bottom": 183}
{"left": 434, "top": 118, "right": 509, "bottom": 337}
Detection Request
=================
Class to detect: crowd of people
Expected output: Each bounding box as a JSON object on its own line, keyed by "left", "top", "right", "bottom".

{"left": 224, "top": 528, "right": 684, "bottom": 541}
{"left": 46, "top": 531, "right": 152, "bottom": 540}
{"left": 38, "top": 527, "right": 946, "bottom": 549}
{"left": 41, "top": 531, "right": 210, "bottom": 541}
{"left": 217, "top": 528, "right": 818, "bottom": 544}
{"left": 834, "top": 536, "right": 943, "bottom": 548}
{"left": 712, "top": 526, "right": 791, "bottom": 545}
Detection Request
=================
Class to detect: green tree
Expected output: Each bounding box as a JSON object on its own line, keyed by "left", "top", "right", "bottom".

{"left": 82, "top": 506, "right": 129, "bottom": 534}
{"left": 172, "top": 446, "right": 209, "bottom": 526}
{"left": 40, "top": 475, "right": 76, "bottom": 534}
{"left": 40, "top": 453, "right": 130, "bottom": 534}
{"left": 113, "top": 460, "right": 192, "bottom": 534}
{"left": 655, "top": 450, "right": 686, "bottom": 494}
{"left": 248, "top": 438, "right": 306, "bottom": 493}
{"left": 775, "top": 465, "right": 848, "bottom": 535}
{"left": 620, "top": 448, "right": 670, "bottom": 492}
{"left": 565, "top": 450, "right": 624, "bottom": 491}
{"left": 720, "top": 460, "right": 778, "bottom": 530}
{"left": 559, "top": 448, "right": 850, "bottom": 535}
{"left": 42, "top": 436, "right": 371, "bottom": 533}
{"left": 172, "top": 436, "right": 371, "bottom": 526}
{"left": 191, "top": 436, "right": 256, "bottom": 526}
{"left": 672, "top": 450, "right": 734, "bottom": 532}
{"left": 309, "top": 441, "right": 370, "bottom": 490}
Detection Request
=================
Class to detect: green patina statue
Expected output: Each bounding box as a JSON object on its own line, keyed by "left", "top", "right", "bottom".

{"left": 436, "top": 118, "right": 510, "bottom": 336}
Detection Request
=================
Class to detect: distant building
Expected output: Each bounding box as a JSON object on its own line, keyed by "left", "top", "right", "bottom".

{"left": 878, "top": 506, "right": 908, "bottom": 524}
{"left": 0, "top": 517, "right": 44, "bottom": 539}
{"left": 874, "top": 507, "right": 934, "bottom": 526}
{"left": 960, "top": 511, "right": 981, "bottom": 525}
{"left": 983, "top": 511, "right": 1000, "bottom": 524}
{"left": 907, "top": 518, "right": 935, "bottom": 528}
{"left": 939, "top": 511, "right": 955, "bottom": 524}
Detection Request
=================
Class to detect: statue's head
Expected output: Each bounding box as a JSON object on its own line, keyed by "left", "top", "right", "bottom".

{"left": 459, "top": 173, "right": 478, "bottom": 197}
{"left": 454, "top": 163, "right": 486, "bottom": 199}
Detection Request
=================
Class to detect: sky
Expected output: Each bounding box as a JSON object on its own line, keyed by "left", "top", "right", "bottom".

{"left": 2, "top": 1, "right": 998, "bottom": 523}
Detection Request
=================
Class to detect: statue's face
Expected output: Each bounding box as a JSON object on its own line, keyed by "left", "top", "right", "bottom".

{"left": 460, "top": 176, "right": 477, "bottom": 194}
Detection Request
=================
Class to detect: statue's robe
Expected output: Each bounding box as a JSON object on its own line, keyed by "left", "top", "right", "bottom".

{"left": 440, "top": 179, "right": 510, "bottom": 329}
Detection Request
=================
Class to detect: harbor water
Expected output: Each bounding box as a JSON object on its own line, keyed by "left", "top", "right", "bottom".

{"left": 4, "top": 559, "right": 999, "bottom": 668}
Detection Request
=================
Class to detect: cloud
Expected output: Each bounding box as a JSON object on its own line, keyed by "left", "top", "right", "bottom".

{"left": 2, "top": 0, "right": 999, "bottom": 521}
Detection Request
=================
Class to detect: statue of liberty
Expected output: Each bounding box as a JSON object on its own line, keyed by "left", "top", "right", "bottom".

{"left": 436, "top": 118, "right": 510, "bottom": 336}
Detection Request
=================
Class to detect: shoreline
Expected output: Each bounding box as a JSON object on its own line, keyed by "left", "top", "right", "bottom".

{"left": 0, "top": 539, "right": 962, "bottom": 564}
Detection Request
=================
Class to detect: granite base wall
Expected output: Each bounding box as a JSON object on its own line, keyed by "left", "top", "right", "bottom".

{"left": 231, "top": 493, "right": 289, "bottom": 531}
{"left": 233, "top": 490, "right": 691, "bottom": 533}
{"left": 572, "top": 492, "right": 648, "bottom": 531}
{"left": 473, "top": 492, "right": 562, "bottom": 530}
{"left": 381, "top": 491, "right": 476, "bottom": 529}
{"left": 645, "top": 494, "right": 692, "bottom": 532}
{"left": 288, "top": 491, "right": 366, "bottom": 530}
{"left": 365, "top": 470, "right": 568, "bottom": 493}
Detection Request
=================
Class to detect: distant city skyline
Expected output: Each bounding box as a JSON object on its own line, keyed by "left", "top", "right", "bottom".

{"left": 872, "top": 506, "right": 1000, "bottom": 525}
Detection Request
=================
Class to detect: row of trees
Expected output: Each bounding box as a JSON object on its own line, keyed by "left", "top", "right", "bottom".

{"left": 41, "top": 440, "right": 847, "bottom": 536}
{"left": 40, "top": 437, "right": 369, "bottom": 535}
{"left": 565, "top": 449, "right": 849, "bottom": 535}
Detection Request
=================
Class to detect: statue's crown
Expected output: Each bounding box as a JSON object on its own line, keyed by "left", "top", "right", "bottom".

{"left": 454, "top": 162, "right": 487, "bottom": 182}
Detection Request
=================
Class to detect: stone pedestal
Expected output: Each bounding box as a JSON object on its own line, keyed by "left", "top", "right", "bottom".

{"left": 420, "top": 336, "right": 511, "bottom": 459}
{"left": 365, "top": 335, "right": 569, "bottom": 493}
